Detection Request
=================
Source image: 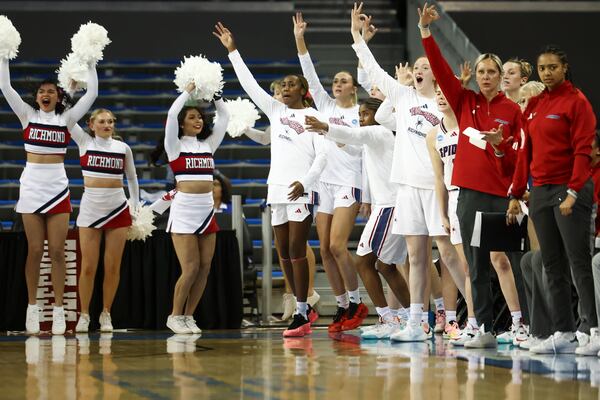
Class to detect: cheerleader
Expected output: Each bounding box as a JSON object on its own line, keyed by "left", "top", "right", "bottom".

{"left": 293, "top": 13, "right": 368, "bottom": 332}
{"left": 163, "top": 82, "right": 229, "bottom": 334}
{"left": 419, "top": 3, "right": 525, "bottom": 348}
{"left": 306, "top": 98, "right": 410, "bottom": 339}
{"left": 214, "top": 22, "right": 326, "bottom": 337}
{"left": 72, "top": 109, "right": 139, "bottom": 332}
{"left": 0, "top": 57, "right": 97, "bottom": 335}
{"left": 351, "top": 4, "right": 467, "bottom": 342}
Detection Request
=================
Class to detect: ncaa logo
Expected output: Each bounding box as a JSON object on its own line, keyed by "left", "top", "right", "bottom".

{"left": 437, "top": 134, "right": 444, "bottom": 142}
{"left": 352, "top": 119, "right": 358, "bottom": 126}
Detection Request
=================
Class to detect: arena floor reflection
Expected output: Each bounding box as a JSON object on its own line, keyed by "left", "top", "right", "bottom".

{"left": 0, "top": 329, "right": 597, "bottom": 399}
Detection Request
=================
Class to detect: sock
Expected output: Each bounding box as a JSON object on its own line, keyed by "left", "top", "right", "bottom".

{"left": 296, "top": 302, "right": 308, "bottom": 319}
{"left": 446, "top": 310, "right": 457, "bottom": 322}
{"left": 434, "top": 297, "right": 445, "bottom": 312}
{"left": 376, "top": 306, "right": 392, "bottom": 320}
{"left": 336, "top": 293, "right": 350, "bottom": 309}
{"left": 398, "top": 307, "right": 409, "bottom": 321}
{"left": 410, "top": 304, "right": 423, "bottom": 326}
{"left": 468, "top": 317, "right": 478, "bottom": 329}
{"left": 511, "top": 311, "right": 522, "bottom": 327}
{"left": 348, "top": 288, "right": 361, "bottom": 304}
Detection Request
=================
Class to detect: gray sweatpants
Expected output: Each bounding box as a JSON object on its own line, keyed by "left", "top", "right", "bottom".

{"left": 521, "top": 251, "right": 552, "bottom": 338}
{"left": 530, "top": 181, "right": 597, "bottom": 333}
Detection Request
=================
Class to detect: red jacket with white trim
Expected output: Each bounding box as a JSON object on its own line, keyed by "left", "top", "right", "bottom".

{"left": 422, "top": 36, "right": 522, "bottom": 197}
{"left": 510, "top": 80, "right": 596, "bottom": 198}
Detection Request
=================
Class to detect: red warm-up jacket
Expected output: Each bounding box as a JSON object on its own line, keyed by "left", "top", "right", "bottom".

{"left": 422, "top": 36, "right": 522, "bottom": 198}
{"left": 510, "top": 80, "right": 596, "bottom": 198}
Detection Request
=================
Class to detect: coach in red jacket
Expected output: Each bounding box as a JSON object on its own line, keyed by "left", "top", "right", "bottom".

{"left": 508, "top": 45, "right": 597, "bottom": 354}
{"left": 419, "top": 4, "right": 526, "bottom": 347}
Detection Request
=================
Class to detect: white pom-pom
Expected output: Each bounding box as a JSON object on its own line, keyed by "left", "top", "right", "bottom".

{"left": 0, "top": 15, "right": 21, "bottom": 60}
{"left": 214, "top": 97, "right": 261, "bottom": 138}
{"left": 71, "top": 22, "right": 111, "bottom": 65}
{"left": 56, "top": 53, "right": 88, "bottom": 94}
{"left": 127, "top": 203, "right": 156, "bottom": 241}
{"left": 174, "top": 55, "right": 224, "bottom": 101}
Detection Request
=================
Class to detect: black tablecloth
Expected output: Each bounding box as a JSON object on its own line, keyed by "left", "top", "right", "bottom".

{"left": 0, "top": 230, "right": 243, "bottom": 331}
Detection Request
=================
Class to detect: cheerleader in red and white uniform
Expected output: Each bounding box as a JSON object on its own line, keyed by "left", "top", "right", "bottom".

{"left": 163, "top": 82, "right": 229, "bottom": 334}
{"left": 0, "top": 58, "right": 97, "bottom": 335}
{"left": 293, "top": 13, "right": 369, "bottom": 332}
{"left": 72, "top": 109, "right": 139, "bottom": 332}
{"left": 214, "top": 22, "right": 327, "bottom": 337}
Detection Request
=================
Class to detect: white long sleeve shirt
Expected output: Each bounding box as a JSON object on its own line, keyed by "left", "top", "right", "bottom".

{"left": 164, "top": 91, "right": 229, "bottom": 182}
{"left": 358, "top": 66, "right": 397, "bottom": 131}
{"left": 229, "top": 50, "right": 327, "bottom": 204}
{"left": 71, "top": 124, "right": 140, "bottom": 207}
{"left": 298, "top": 52, "right": 362, "bottom": 189}
{"left": 374, "top": 98, "right": 397, "bottom": 132}
{"left": 357, "top": 67, "right": 372, "bottom": 95}
{"left": 353, "top": 39, "right": 441, "bottom": 190}
{"left": 0, "top": 58, "right": 98, "bottom": 154}
{"left": 244, "top": 127, "right": 271, "bottom": 145}
{"left": 326, "top": 124, "right": 397, "bottom": 207}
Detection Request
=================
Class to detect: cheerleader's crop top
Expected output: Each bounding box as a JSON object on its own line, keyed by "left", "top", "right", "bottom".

{"left": 0, "top": 58, "right": 98, "bottom": 155}
{"left": 164, "top": 91, "right": 229, "bottom": 182}
{"left": 71, "top": 124, "right": 140, "bottom": 207}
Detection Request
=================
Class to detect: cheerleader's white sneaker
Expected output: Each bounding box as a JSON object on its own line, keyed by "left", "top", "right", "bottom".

{"left": 26, "top": 304, "right": 40, "bottom": 334}
{"left": 99, "top": 311, "right": 113, "bottom": 332}
{"left": 52, "top": 306, "right": 66, "bottom": 335}
{"left": 76, "top": 313, "right": 90, "bottom": 333}
{"left": 167, "top": 315, "right": 192, "bottom": 334}
{"left": 184, "top": 316, "right": 202, "bottom": 334}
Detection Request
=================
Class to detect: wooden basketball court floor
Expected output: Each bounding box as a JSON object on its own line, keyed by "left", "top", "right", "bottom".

{"left": 1, "top": 328, "right": 598, "bottom": 400}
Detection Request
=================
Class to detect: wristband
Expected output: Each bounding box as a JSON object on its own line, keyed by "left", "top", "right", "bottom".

{"left": 418, "top": 23, "right": 430, "bottom": 30}
{"left": 567, "top": 188, "right": 578, "bottom": 199}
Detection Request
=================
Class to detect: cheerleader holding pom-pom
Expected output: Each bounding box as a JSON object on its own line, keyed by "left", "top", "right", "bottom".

{"left": 72, "top": 110, "right": 140, "bottom": 333}
{"left": 160, "top": 80, "right": 230, "bottom": 334}
{"left": 0, "top": 17, "right": 99, "bottom": 335}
